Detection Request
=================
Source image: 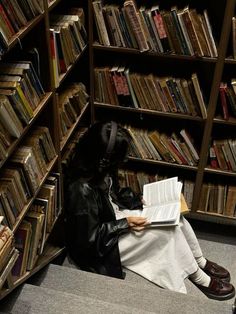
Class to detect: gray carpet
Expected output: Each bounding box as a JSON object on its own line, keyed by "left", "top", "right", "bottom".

{"left": 1, "top": 227, "right": 235, "bottom": 313}
{"left": 62, "top": 229, "right": 236, "bottom": 304}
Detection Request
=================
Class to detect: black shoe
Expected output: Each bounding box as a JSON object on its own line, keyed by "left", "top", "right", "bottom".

{"left": 190, "top": 277, "right": 235, "bottom": 301}
{"left": 202, "top": 259, "right": 231, "bottom": 282}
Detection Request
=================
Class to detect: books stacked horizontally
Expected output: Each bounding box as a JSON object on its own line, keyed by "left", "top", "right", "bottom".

{"left": 126, "top": 126, "right": 200, "bottom": 167}
{"left": 0, "top": 0, "right": 44, "bottom": 55}
{"left": 130, "top": 177, "right": 183, "bottom": 226}
{"left": 209, "top": 138, "right": 236, "bottom": 172}
{"left": 0, "top": 127, "right": 56, "bottom": 230}
{"left": 58, "top": 82, "right": 89, "bottom": 146}
{"left": 118, "top": 169, "right": 194, "bottom": 210}
{"left": 0, "top": 61, "right": 45, "bottom": 162}
{"left": 0, "top": 217, "right": 18, "bottom": 290}
{"left": 49, "top": 8, "right": 87, "bottom": 87}
{"left": 198, "top": 183, "right": 236, "bottom": 218}
{"left": 92, "top": 0, "right": 217, "bottom": 57}
{"left": 94, "top": 66, "right": 207, "bottom": 118}
{"left": 11, "top": 172, "right": 61, "bottom": 278}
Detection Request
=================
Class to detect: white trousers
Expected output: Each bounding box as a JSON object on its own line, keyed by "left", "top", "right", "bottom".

{"left": 118, "top": 215, "right": 202, "bottom": 293}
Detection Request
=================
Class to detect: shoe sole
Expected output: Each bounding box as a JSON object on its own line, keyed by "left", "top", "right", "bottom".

{"left": 201, "top": 289, "right": 235, "bottom": 301}
{"left": 189, "top": 279, "right": 235, "bottom": 301}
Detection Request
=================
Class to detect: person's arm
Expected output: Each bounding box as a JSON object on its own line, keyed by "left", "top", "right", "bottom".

{"left": 66, "top": 180, "right": 130, "bottom": 258}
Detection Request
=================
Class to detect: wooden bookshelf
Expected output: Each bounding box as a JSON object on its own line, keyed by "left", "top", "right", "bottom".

{"left": 89, "top": 0, "right": 236, "bottom": 223}
{"left": 1, "top": 0, "right": 236, "bottom": 300}
{"left": 0, "top": 0, "right": 90, "bottom": 300}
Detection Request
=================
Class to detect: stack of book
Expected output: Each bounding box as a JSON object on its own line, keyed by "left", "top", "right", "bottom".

{"left": 58, "top": 82, "right": 89, "bottom": 142}
{"left": 0, "top": 61, "right": 45, "bottom": 161}
{"left": 92, "top": 0, "right": 217, "bottom": 57}
{"left": 0, "top": 217, "right": 18, "bottom": 290}
{"left": 11, "top": 172, "right": 61, "bottom": 278}
{"left": 94, "top": 66, "right": 207, "bottom": 118}
{"left": 198, "top": 183, "right": 236, "bottom": 218}
{"left": 126, "top": 125, "right": 200, "bottom": 166}
{"left": 0, "top": 126, "right": 56, "bottom": 230}
{"left": 49, "top": 8, "right": 87, "bottom": 87}
{"left": 209, "top": 138, "right": 236, "bottom": 172}
{"left": 0, "top": 0, "right": 44, "bottom": 55}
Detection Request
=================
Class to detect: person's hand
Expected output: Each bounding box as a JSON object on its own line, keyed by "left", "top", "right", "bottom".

{"left": 126, "top": 216, "right": 149, "bottom": 231}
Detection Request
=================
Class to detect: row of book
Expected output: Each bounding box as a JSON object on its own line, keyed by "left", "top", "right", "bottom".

{"left": 92, "top": 0, "right": 217, "bottom": 57}
{"left": 94, "top": 66, "right": 207, "bottom": 118}
{"left": 0, "top": 126, "right": 56, "bottom": 230}
{"left": 0, "top": 0, "right": 44, "bottom": 55}
{"left": 198, "top": 183, "right": 236, "bottom": 218}
{"left": 209, "top": 139, "right": 236, "bottom": 172}
{"left": 218, "top": 80, "right": 236, "bottom": 120}
{"left": 0, "top": 219, "right": 18, "bottom": 290}
{"left": 118, "top": 169, "right": 194, "bottom": 210}
{"left": 12, "top": 172, "right": 61, "bottom": 278}
{"left": 58, "top": 82, "right": 89, "bottom": 143}
{"left": 49, "top": 8, "right": 87, "bottom": 87}
{"left": 126, "top": 126, "right": 200, "bottom": 166}
{"left": 0, "top": 60, "right": 45, "bottom": 161}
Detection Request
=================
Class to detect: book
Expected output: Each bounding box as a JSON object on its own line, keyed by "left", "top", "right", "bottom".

{"left": 31, "top": 198, "right": 48, "bottom": 255}
{"left": 123, "top": 0, "right": 149, "bottom": 52}
{"left": 233, "top": 17, "right": 236, "bottom": 59}
{"left": 203, "top": 10, "right": 217, "bottom": 57}
{"left": 12, "top": 220, "right": 32, "bottom": 277}
{"left": 180, "top": 129, "right": 199, "bottom": 162}
{"left": 0, "top": 94, "right": 24, "bottom": 138}
{"left": 191, "top": 73, "right": 207, "bottom": 118}
{"left": 25, "top": 209, "right": 45, "bottom": 270}
{"left": 219, "top": 83, "right": 229, "bottom": 120}
{"left": 92, "top": 0, "right": 110, "bottom": 46}
{"left": 223, "top": 185, "right": 236, "bottom": 217}
{"left": 0, "top": 248, "right": 18, "bottom": 289}
{"left": 133, "top": 177, "right": 183, "bottom": 226}
{"left": 150, "top": 5, "right": 171, "bottom": 53}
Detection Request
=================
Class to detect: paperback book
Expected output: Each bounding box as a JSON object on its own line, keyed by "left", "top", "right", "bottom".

{"left": 132, "top": 177, "right": 185, "bottom": 226}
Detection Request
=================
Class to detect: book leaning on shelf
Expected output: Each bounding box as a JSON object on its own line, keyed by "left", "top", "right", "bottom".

{"left": 127, "top": 177, "right": 189, "bottom": 227}
{"left": 0, "top": 216, "right": 18, "bottom": 289}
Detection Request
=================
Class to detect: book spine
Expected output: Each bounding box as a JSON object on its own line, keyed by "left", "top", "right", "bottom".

{"left": 152, "top": 8, "right": 171, "bottom": 53}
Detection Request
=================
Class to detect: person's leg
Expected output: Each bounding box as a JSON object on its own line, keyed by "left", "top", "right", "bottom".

{"left": 179, "top": 216, "right": 205, "bottom": 262}
{"left": 180, "top": 216, "right": 231, "bottom": 281}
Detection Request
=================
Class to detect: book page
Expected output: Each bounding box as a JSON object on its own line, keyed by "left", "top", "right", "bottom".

{"left": 142, "top": 177, "right": 182, "bottom": 224}
{"left": 143, "top": 177, "right": 182, "bottom": 206}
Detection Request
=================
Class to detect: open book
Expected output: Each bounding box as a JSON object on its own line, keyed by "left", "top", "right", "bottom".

{"left": 138, "top": 177, "right": 184, "bottom": 226}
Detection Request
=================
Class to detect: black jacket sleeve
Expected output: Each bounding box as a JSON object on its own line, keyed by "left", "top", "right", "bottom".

{"left": 65, "top": 179, "right": 129, "bottom": 259}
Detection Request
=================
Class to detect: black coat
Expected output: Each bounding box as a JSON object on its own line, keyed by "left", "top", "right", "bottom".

{"left": 65, "top": 175, "right": 142, "bottom": 279}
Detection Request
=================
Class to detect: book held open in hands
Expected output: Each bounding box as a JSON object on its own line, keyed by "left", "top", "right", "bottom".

{"left": 140, "top": 177, "right": 185, "bottom": 226}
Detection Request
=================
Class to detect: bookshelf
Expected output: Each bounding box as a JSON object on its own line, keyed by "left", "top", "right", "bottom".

{"left": 1, "top": 0, "right": 236, "bottom": 300}
{"left": 0, "top": 0, "right": 90, "bottom": 300}
{"left": 88, "top": 0, "right": 236, "bottom": 225}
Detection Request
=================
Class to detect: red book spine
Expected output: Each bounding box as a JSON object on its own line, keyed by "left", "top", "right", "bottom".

{"left": 219, "top": 83, "right": 229, "bottom": 120}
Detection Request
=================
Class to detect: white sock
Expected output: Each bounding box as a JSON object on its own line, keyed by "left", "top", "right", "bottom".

{"left": 190, "top": 268, "right": 211, "bottom": 287}
{"left": 196, "top": 256, "right": 207, "bottom": 269}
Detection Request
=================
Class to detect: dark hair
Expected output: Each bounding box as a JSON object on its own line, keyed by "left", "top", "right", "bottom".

{"left": 68, "top": 121, "right": 130, "bottom": 180}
